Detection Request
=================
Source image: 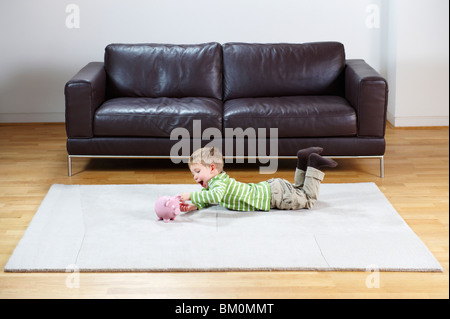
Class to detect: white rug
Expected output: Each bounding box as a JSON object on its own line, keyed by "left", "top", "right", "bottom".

{"left": 4, "top": 183, "right": 442, "bottom": 272}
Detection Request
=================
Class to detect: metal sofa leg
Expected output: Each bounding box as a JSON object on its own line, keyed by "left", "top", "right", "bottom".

{"left": 68, "top": 155, "right": 72, "bottom": 177}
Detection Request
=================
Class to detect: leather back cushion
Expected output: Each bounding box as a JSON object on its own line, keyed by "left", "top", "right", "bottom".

{"left": 105, "top": 42, "right": 222, "bottom": 99}
{"left": 223, "top": 42, "right": 345, "bottom": 100}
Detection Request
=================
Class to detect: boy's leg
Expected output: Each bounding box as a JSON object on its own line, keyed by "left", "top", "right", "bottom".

{"left": 270, "top": 152, "right": 337, "bottom": 210}
{"left": 270, "top": 176, "right": 321, "bottom": 210}
{"left": 269, "top": 178, "right": 308, "bottom": 210}
{"left": 301, "top": 168, "right": 325, "bottom": 208}
{"left": 301, "top": 153, "right": 338, "bottom": 208}
{"left": 294, "top": 168, "right": 306, "bottom": 188}
{"left": 295, "top": 147, "right": 323, "bottom": 187}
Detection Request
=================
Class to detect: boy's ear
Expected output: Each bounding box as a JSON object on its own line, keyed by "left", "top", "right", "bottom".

{"left": 210, "top": 163, "right": 217, "bottom": 172}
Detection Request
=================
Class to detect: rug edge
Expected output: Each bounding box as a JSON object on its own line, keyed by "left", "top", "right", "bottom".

{"left": 4, "top": 268, "right": 443, "bottom": 273}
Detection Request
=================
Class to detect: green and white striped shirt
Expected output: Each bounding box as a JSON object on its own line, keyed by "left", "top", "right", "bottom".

{"left": 191, "top": 172, "right": 271, "bottom": 211}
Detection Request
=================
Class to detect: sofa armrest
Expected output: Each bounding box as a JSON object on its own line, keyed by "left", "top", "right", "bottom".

{"left": 345, "top": 59, "right": 388, "bottom": 137}
{"left": 65, "top": 62, "right": 106, "bottom": 138}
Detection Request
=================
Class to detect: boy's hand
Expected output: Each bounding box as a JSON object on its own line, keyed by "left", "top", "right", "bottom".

{"left": 179, "top": 192, "right": 197, "bottom": 212}
{"left": 180, "top": 192, "right": 191, "bottom": 202}
{"left": 180, "top": 203, "right": 198, "bottom": 212}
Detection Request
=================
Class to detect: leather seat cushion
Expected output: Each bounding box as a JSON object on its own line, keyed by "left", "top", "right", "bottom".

{"left": 223, "top": 96, "right": 357, "bottom": 138}
{"left": 94, "top": 97, "right": 222, "bottom": 137}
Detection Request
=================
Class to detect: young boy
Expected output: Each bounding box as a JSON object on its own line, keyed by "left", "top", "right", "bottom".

{"left": 180, "top": 146, "right": 337, "bottom": 212}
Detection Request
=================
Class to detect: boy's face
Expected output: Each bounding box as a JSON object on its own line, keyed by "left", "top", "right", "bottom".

{"left": 189, "top": 163, "right": 217, "bottom": 188}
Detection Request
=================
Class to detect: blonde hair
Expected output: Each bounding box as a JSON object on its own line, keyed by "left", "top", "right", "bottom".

{"left": 188, "top": 147, "right": 224, "bottom": 172}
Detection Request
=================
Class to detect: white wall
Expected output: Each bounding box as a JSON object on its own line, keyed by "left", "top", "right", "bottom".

{"left": 0, "top": 0, "right": 448, "bottom": 126}
{"left": 384, "top": 0, "right": 449, "bottom": 126}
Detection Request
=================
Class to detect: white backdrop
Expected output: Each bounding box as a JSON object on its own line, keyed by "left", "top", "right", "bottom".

{"left": 0, "top": 0, "right": 448, "bottom": 126}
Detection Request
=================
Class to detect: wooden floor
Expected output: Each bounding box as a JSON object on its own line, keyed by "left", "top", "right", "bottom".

{"left": 0, "top": 123, "right": 448, "bottom": 299}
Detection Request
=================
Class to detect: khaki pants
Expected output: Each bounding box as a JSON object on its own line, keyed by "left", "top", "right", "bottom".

{"left": 267, "top": 167, "right": 324, "bottom": 210}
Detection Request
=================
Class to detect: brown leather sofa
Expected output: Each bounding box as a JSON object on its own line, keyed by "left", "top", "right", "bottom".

{"left": 65, "top": 42, "right": 388, "bottom": 176}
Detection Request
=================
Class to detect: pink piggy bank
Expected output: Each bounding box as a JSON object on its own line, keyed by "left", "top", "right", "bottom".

{"left": 155, "top": 195, "right": 181, "bottom": 223}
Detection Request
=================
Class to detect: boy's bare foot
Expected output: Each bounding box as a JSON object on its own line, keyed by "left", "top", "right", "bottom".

{"left": 297, "top": 147, "right": 323, "bottom": 171}
{"left": 308, "top": 153, "right": 338, "bottom": 170}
